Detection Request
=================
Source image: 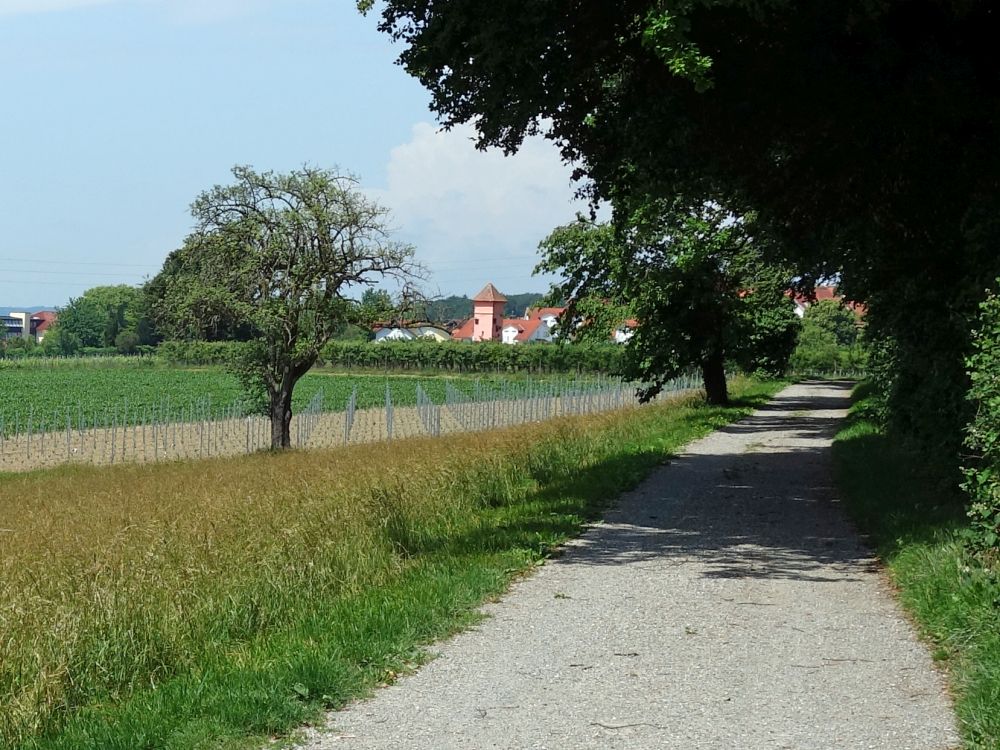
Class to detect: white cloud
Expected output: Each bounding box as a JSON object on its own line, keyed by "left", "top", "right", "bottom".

{"left": 372, "top": 122, "right": 599, "bottom": 296}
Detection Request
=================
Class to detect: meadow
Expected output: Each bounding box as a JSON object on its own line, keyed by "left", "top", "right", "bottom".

{"left": 834, "top": 386, "right": 1000, "bottom": 748}
{"left": 0, "top": 377, "right": 782, "bottom": 750}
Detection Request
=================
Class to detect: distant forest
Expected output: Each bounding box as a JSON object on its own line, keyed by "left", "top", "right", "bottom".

{"left": 419, "top": 293, "right": 546, "bottom": 323}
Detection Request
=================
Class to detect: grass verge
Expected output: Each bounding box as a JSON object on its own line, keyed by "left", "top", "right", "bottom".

{"left": 1, "top": 377, "right": 783, "bottom": 750}
{"left": 832, "top": 384, "right": 1000, "bottom": 749}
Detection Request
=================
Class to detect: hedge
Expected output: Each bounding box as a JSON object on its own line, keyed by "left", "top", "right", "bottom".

{"left": 154, "top": 339, "right": 625, "bottom": 374}
{"left": 318, "top": 340, "right": 625, "bottom": 373}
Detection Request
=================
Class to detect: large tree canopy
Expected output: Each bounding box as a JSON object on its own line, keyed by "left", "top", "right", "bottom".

{"left": 150, "top": 165, "right": 419, "bottom": 448}
{"left": 538, "top": 206, "right": 799, "bottom": 404}
{"left": 364, "top": 0, "right": 1000, "bottom": 451}
{"left": 364, "top": 1, "right": 997, "bottom": 259}
{"left": 54, "top": 284, "right": 155, "bottom": 353}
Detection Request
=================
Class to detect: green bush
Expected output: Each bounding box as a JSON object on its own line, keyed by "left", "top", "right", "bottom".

{"left": 114, "top": 330, "right": 140, "bottom": 355}
{"left": 962, "top": 288, "right": 1000, "bottom": 559}
{"left": 156, "top": 340, "right": 242, "bottom": 365}
{"left": 317, "top": 339, "right": 625, "bottom": 374}
{"left": 789, "top": 299, "right": 868, "bottom": 374}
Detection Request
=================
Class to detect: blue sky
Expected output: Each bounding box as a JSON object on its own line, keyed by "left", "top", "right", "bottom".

{"left": 0, "top": 0, "right": 589, "bottom": 307}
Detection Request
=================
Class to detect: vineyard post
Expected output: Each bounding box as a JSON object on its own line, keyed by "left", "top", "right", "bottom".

{"left": 58, "top": 407, "right": 70, "bottom": 461}
{"left": 26, "top": 405, "right": 33, "bottom": 461}
{"left": 385, "top": 382, "right": 393, "bottom": 441}
{"left": 122, "top": 401, "right": 129, "bottom": 460}
{"left": 205, "top": 393, "right": 215, "bottom": 456}
{"left": 103, "top": 406, "right": 110, "bottom": 463}
{"left": 479, "top": 384, "right": 485, "bottom": 431}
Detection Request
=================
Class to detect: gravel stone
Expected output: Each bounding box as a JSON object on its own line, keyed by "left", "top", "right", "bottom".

{"left": 298, "top": 381, "right": 959, "bottom": 750}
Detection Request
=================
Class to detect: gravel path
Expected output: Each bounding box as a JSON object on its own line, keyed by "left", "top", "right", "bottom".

{"left": 300, "top": 381, "right": 959, "bottom": 749}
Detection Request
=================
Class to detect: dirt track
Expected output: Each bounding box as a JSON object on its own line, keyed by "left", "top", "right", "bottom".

{"left": 299, "top": 381, "right": 959, "bottom": 750}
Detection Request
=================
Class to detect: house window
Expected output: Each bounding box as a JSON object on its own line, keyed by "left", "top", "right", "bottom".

{"left": 474, "top": 318, "right": 479, "bottom": 324}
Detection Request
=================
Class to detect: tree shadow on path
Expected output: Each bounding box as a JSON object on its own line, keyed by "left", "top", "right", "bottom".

{"left": 544, "top": 380, "right": 873, "bottom": 584}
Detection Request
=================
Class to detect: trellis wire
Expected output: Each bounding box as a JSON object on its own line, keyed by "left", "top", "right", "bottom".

{"left": 416, "top": 383, "right": 441, "bottom": 436}
{"left": 295, "top": 388, "right": 325, "bottom": 448}
{"left": 0, "top": 372, "right": 707, "bottom": 470}
{"left": 385, "top": 382, "right": 394, "bottom": 441}
{"left": 344, "top": 386, "right": 357, "bottom": 444}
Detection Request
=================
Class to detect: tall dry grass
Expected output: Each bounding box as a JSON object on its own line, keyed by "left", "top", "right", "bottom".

{"left": 0, "top": 379, "right": 777, "bottom": 749}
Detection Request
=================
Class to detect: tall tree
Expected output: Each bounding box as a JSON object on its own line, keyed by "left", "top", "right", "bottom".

{"left": 362, "top": 0, "right": 1000, "bottom": 451}
{"left": 538, "top": 206, "right": 798, "bottom": 404}
{"left": 55, "top": 284, "right": 151, "bottom": 352}
{"left": 151, "top": 165, "right": 420, "bottom": 448}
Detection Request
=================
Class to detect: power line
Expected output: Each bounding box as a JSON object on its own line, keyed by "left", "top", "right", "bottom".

{"left": 0, "top": 257, "right": 160, "bottom": 269}
{"left": 0, "top": 269, "right": 150, "bottom": 279}
{"left": 0, "top": 279, "right": 107, "bottom": 288}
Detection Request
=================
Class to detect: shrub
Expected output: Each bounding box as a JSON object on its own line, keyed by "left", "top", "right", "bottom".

{"left": 317, "top": 339, "right": 625, "bottom": 374}
{"left": 114, "top": 330, "right": 140, "bottom": 355}
{"left": 962, "top": 288, "right": 1000, "bottom": 560}
{"left": 156, "top": 340, "right": 242, "bottom": 366}
{"left": 790, "top": 299, "right": 867, "bottom": 374}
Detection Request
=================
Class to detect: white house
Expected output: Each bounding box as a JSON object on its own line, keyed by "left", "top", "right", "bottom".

{"left": 373, "top": 324, "right": 452, "bottom": 342}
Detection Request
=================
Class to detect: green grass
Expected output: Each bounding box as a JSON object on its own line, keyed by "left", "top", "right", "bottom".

{"left": 833, "top": 384, "right": 1000, "bottom": 749}
{"left": 1, "top": 377, "right": 784, "bottom": 750}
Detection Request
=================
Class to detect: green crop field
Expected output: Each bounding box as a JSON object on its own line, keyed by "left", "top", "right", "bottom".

{"left": 0, "top": 359, "right": 594, "bottom": 435}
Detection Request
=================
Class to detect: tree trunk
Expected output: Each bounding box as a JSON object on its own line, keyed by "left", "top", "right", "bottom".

{"left": 269, "top": 385, "right": 294, "bottom": 449}
{"left": 701, "top": 350, "right": 729, "bottom": 405}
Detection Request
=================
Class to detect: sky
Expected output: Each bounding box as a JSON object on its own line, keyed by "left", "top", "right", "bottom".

{"left": 0, "top": 0, "right": 593, "bottom": 308}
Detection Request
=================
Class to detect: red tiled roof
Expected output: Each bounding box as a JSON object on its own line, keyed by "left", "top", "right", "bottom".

{"left": 33, "top": 311, "right": 57, "bottom": 333}
{"left": 790, "top": 285, "right": 840, "bottom": 305}
{"left": 527, "top": 306, "right": 565, "bottom": 321}
{"left": 472, "top": 282, "right": 507, "bottom": 303}
{"left": 452, "top": 316, "right": 546, "bottom": 342}
{"left": 788, "top": 286, "right": 866, "bottom": 316}
{"left": 451, "top": 319, "right": 475, "bottom": 340}
{"left": 814, "top": 286, "right": 839, "bottom": 301}
{"left": 501, "top": 317, "right": 544, "bottom": 342}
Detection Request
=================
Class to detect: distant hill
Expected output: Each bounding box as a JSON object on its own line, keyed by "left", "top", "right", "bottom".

{"left": 420, "top": 293, "right": 546, "bottom": 323}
